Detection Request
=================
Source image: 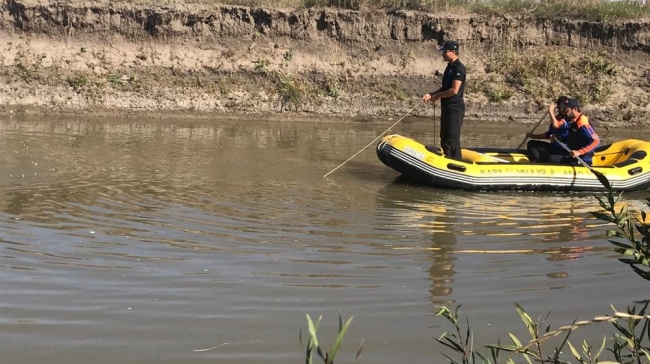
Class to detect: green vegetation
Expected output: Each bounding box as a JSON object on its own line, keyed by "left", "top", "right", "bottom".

{"left": 435, "top": 188, "right": 650, "bottom": 363}
{"left": 301, "top": 313, "right": 362, "bottom": 364}
{"left": 302, "top": 186, "right": 650, "bottom": 363}
{"left": 470, "top": 75, "right": 513, "bottom": 103}
{"left": 283, "top": 49, "right": 294, "bottom": 62}
{"left": 110, "top": 0, "right": 650, "bottom": 21}
{"left": 400, "top": 50, "right": 416, "bottom": 70}
{"left": 324, "top": 74, "right": 342, "bottom": 98}
{"left": 275, "top": 73, "right": 306, "bottom": 110}
{"left": 254, "top": 58, "right": 271, "bottom": 77}
{"left": 593, "top": 190, "right": 650, "bottom": 281}
{"left": 468, "top": 0, "right": 650, "bottom": 21}
{"left": 436, "top": 303, "right": 650, "bottom": 364}
{"left": 478, "top": 48, "right": 617, "bottom": 104}
{"left": 66, "top": 74, "right": 88, "bottom": 91}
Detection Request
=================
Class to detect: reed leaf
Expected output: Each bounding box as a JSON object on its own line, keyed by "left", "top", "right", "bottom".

{"left": 567, "top": 340, "right": 581, "bottom": 361}
{"left": 515, "top": 303, "right": 536, "bottom": 340}
{"left": 593, "top": 336, "right": 607, "bottom": 362}
{"left": 307, "top": 314, "right": 322, "bottom": 349}
{"left": 437, "top": 334, "right": 464, "bottom": 353}
{"left": 326, "top": 316, "right": 352, "bottom": 364}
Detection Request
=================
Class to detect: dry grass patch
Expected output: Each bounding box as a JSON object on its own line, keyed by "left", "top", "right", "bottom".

{"left": 106, "top": 0, "right": 650, "bottom": 20}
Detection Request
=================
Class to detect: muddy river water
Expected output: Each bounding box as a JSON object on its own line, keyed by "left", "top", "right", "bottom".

{"left": 0, "top": 114, "right": 648, "bottom": 364}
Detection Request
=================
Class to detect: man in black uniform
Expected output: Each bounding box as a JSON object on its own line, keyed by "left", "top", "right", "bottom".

{"left": 422, "top": 41, "right": 466, "bottom": 159}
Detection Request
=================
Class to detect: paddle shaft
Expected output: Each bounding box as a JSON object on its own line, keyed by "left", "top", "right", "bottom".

{"left": 555, "top": 139, "right": 611, "bottom": 189}
{"left": 554, "top": 140, "right": 591, "bottom": 169}
{"left": 516, "top": 113, "right": 547, "bottom": 150}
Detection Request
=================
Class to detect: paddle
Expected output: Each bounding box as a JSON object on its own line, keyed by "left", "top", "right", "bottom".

{"left": 516, "top": 113, "right": 547, "bottom": 150}
{"left": 554, "top": 140, "right": 611, "bottom": 190}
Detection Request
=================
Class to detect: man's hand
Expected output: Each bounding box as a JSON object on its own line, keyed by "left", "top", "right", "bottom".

{"left": 549, "top": 134, "right": 557, "bottom": 142}
{"left": 548, "top": 103, "right": 557, "bottom": 113}
{"left": 571, "top": 150, "right": 581, "bottom": 158}
{"left": 423, "top": 93, "right": 440, "bottom": 102}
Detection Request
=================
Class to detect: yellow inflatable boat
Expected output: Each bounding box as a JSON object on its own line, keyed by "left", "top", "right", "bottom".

{"left": 376, "top": 134, "right": 650, "bottom": 192}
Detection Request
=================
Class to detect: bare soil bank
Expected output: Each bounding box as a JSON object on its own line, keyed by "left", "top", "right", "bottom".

{"left": 1, "top": 0, "right": 650, "bottom": 125}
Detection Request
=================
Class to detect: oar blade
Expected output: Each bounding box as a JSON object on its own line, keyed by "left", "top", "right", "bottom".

{"left": 592, "top": 169, "right": 611, "bottom": 190}
{"left": 554, "top": 139, "right": 611, "bottom": 190}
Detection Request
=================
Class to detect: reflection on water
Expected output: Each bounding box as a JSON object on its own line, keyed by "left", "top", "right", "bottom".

{"left": 0, "top": 114, "right": 649, "bottom": 364}
{"left": 429, "top": 212, "right": 457, "bottom": 299}
{"left": 372, "top": 179, "right": 640, "bottom": 307}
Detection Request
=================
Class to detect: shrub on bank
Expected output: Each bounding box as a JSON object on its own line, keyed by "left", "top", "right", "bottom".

{"left": 473, "top": 49, "right": 617, "bottom": 104}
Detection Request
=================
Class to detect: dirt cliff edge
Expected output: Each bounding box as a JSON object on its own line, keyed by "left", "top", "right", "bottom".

{"left": 1, "top": 0, "right": 650, "bottom": 124}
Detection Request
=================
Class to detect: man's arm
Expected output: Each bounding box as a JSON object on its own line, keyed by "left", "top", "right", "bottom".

{"left": 548, "top": 104, "right": 564, "bottom": 129}
{"left": 423, "top": 85, "right": 445, "bottom": 102}
{"left": 527, "top": 132, "right": 549, "bottom": 139}
{"left": 429, "top": 87, "right": 443, "bottom": 95}
{"left": 576, "top": 119, "right": 600, "bottom": 156}
{"left": 432, "top": 80, "right": 462, "bottom": 100}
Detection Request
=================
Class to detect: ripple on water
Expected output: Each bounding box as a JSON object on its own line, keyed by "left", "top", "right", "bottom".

{"left": 0, "top": 117, "right": 647, "bottom": 364}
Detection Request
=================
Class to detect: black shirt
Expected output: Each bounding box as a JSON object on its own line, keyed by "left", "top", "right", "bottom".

{"left": 438, "top": 59, "right": 466, "bottom": 111}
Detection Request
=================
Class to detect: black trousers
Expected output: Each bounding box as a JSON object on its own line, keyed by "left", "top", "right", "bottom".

{"left": 547, "top": 154, "right": 592, "bottom": 166}
{"left": 527, "top": 140, "right": 551, "bottom": 162}
{"left": 440, "top": 108, "right": 464, "bottom": 159}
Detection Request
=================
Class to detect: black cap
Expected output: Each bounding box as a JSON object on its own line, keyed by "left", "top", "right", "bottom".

{"left": 559, "top": 98, "right": 580, "bottom": 109}
{"left": 555, "top": 95, "right": 569, "bottom": 105}
{"left": 438, "top": 41, "right": 459, "bottom": 52}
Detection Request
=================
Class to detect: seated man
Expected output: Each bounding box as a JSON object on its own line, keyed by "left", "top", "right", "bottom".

{"left": 547, "top": 98, "right": 600, "bottom": 166}
{"left": 526, "top": 96, "right": 570, "bottom": 163}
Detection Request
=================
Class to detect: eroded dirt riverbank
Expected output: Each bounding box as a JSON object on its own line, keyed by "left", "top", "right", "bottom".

{"left": 1, "top": 0, "right": 650, "bottom": 125}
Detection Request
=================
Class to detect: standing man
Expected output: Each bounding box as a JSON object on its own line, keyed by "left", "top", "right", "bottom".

{"left": 422, "top": 41, "right": 466, "bottom": 159}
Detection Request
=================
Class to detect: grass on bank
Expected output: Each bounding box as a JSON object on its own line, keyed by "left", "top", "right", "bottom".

{"left": 472, "top": 48, "right": 618, "bottom": 104}
{"left": 108, "top": 0, "right": 650, "bottom": 21}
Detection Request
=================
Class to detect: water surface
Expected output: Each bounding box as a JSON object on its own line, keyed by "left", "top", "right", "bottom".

{"left": 0, "top": 114, "right": 648, "bottom": 364}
